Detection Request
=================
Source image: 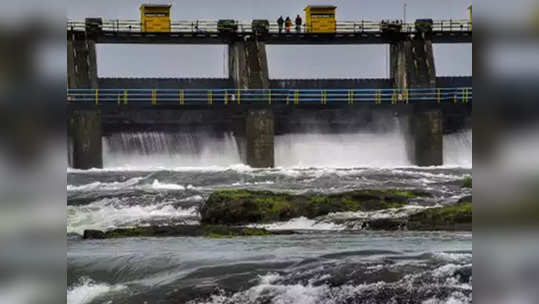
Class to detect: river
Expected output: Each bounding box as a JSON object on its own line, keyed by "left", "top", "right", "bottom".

{"left": 67, "top": 131, "right": 471, "bottom": 303}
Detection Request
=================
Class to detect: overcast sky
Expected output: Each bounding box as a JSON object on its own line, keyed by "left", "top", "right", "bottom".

{"left": 67, "top": 0, "right": 472, "bottom": 78}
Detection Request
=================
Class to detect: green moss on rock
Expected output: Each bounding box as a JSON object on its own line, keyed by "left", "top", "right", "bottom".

{"left": 83, "top": 225, "right": 280, "bottom": 239}
{"left": 201, "top": 189, "right": 426, "bottom": 225}
{"left": 462, "top": 176, "right": 472, "bottom": 188}
{"left": 408, "top": 202, "right": 472, "bottom": 231}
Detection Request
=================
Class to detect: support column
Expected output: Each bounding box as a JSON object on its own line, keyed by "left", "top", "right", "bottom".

{"left": 390, "top": 35, "right": 436, "bottom": 89}
{"left": 402, "top": 109, "right": 443, "bottom": 166}
{"left": 68, "top": 110, "right": 103, "bottom": 169}
{"left": 228, "top": 39, "right": 269, "bottom": 89}
{"left": 245, "top": 109, "right": 274, "bottom": 168}
{"left": 67, "top": 37, "right": 98, "bottom": 89}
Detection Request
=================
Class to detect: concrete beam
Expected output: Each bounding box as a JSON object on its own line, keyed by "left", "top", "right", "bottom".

{"left": 245, "top": 109, "right": 274, "bottom": 168}
{"left": 67, "top": 36, "right": 98, "bottom": 89}
{"left": 229, "top": 39, "right": 269, "bottom": 89}
{"left": 96, "top": 76, "right": 471, "bottom": 90}
{"left": 390, "top": 35, "right": 436, "bottom": 89}
{"left": 68, "top": 110, "right": 103, "bottom": 169}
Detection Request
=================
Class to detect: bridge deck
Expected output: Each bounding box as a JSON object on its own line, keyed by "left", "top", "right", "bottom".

{"left": 67, "top": 19, "right": 472, "bottom": 44}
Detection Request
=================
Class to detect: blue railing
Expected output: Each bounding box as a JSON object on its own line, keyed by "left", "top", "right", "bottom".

{"left": 67, "top": 88, "right": 472, "bottom": 105}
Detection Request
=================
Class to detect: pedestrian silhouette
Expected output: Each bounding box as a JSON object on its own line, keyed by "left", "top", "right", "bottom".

{"left": 285, "top": 17, "right": 292, "bottom": 33}
{"left": 277, "top": 16, "right": 284, "bottom": 33}
{"left": 295, "top": 14, "right": 302, "bottom": 32}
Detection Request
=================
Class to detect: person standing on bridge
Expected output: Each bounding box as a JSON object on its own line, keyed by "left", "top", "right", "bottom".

{"left": 285, "top": 17, "right": 292, "bottom": 33}
{"left": 277, "top": 16, "right": 284, "bottom": 33}
{"left": 295, "top": 14, "right": 302, "bottom": 32}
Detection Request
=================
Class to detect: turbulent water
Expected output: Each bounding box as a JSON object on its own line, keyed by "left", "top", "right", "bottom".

{"left": 100, "top": 129, "right": 472, "bottom": 169}
{"left": 68, "top": 130, "right": 472, "bottom": 304}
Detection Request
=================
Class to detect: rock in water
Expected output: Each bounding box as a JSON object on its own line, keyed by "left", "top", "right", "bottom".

{"left": 82, "top": 225, "right": 294, "bottom": 239}
{"left": 83, "top": 229, "right": 105, "bottom": 239}
{"left": 407, "top": 202, "right": 472, "bottom": 231}
{"left": 201, "top": 189, "right": 425, "bottom": 225}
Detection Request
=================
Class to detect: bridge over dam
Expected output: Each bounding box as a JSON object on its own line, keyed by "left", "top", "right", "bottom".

{"left": 68, "top": 18, "right": 471, "bottom": 90}
{"left": 67, "top": 18, "right": 471, "bottom": 170}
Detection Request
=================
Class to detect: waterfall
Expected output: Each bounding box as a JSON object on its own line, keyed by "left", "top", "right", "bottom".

{"left": 443, "top": 129, "right": 472, "bottom": 167}
{"left": 102, "top": 131, "right": 241, "bottom": 169}
{"left": 99, "top": 128, "right": 472, "bottom": 169}
{"left": 275, "top": 131, "right": 410, "bottom": 168}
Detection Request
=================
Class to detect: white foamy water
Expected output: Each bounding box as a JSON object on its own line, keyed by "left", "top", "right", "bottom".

{"left": 248, "top": 216, "right": 346, "bottom": 231}
{"left": 67, "top": 178, "right": 199, "bottom": 192}
{"left": 322, "top": 205, "right": 437, "bottom": 228}
{"left": 77, "top": 128, "right": 472, "bottom": 170}
{"left": 67, "top": 277, "right": 126, "bottom": 304}
{"left": 67, "top": 198, "right": 200, "bottom": 235}
{"left": 275, "top": 132, "right": 410, "bottom": 168}
{"left": 67, "top": 177, "right": 144, "bottom": 191}
{"left": 443, "top": 130, "right": 472, "bottom": 167}
{"left": 102, "top": 132, "right": 241, "bottom": 169}
{"left": 151, "top": 179, "right": 186, "bottom": 190}
{"left": 190, "top": 268, "right": 472, "bottom": 304}
{"left": 250, "top": 205, "right": 436, "bottom": 231}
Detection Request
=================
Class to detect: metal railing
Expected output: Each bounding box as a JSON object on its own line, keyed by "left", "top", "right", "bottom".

{"left": 67, "top": 88, "right": 472, "bottom": 105}
{"left": 67, "top": 19, "right": 471, "bottom": 33}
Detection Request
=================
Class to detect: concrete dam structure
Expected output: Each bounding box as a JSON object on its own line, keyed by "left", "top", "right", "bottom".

{"left": 67, "top": 18, "right": 471, "bottom": 169}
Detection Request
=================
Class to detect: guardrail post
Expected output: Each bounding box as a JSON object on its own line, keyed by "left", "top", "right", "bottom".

{"left": 124, "top": 89, "right": 128, "bottom": 105}
{"left": 180, "top": 89, "right": 184, "bottom": 105}
{"left": 152, "top": 89, "right": 157, "bottom": 105}
{"left": 453, "top": 92, "right": 457, "bottom": 104}
{"left": 224, "top": 90, "right": 228, "bottom": 105}
{"left": 405, "top": 89, "right": 409, "bottom": 104}
{"left": 464, "top": 88, "right": 468, "bottom": 104}
{"left": 324, "top": 90, "right": 328, "bottom": 104}
{"left": 117, "top": 94, "right": 121, "bottom": 105}
{"left": 268, "top": 90, "right": 272, "bottom": 105}
{"left": 391, "top": 90, "right": 396, "bottom": 104}
{"left": 437, "top": 88, "right": 441, "bottom": 104}
{"left": 294, "top": 90, "right": 299, "bottom": 104}
{"left": 237, "top": 89, "right": 241, "bottom": 104}
{"left": 95, "top": 89, "right": 99, "bottom": 105}
{"left": 208, "top": 90, "right": 213, "bottom": 105}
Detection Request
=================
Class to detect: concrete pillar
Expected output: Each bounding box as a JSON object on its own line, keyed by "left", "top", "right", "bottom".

{"left": 402, "top": 109, "right": 443, "bottom": 166}
{"left": 390, "top": 35, "right": 436, "bottom": 89}
{"left": 67, "top": 35, "right": 98, "bottom": 89}
{"left": 68, "top": 110, "right": 103, "bottom": 169}
{"left": 245, "top": 109, "right": 274, "bottom": 168}
{"left": 228, "top": 39, "right": 269, "bottom": 89}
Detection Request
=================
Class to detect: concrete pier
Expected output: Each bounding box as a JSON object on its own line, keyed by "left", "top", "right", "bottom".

{"left": 390, "top": 36, "right": 436, "bottom": 89}
{"left": 245, "top": 109, "right": 274, "bottom": 168}
{"left": 67, "top": 36, "right": 98, "bottom": 89}
{"left": 228, "top": 39, "right": 269, "bottom": 89}
{"left": 68, "top": 110, "right": 103, "bottom": 169}
{"left": 403, "top": 109, "right": 443, "bottom": 166}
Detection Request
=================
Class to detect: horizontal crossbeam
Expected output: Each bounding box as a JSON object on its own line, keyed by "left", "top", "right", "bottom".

{"left": 67, "top": 88, "right": 472, "bottom": 105}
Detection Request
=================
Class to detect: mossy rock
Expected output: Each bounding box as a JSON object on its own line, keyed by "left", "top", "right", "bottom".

{"left": 407, "top": 202, "right": 472, "bottom": 231}
{"left": 201, "top": 189, "right": 426, "bottom": 225}
{"left": 461, "top": 176, "right": 472, "bottom": 188}
{"left": 83, "top": 225, "right": 287, "bottom": 239}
